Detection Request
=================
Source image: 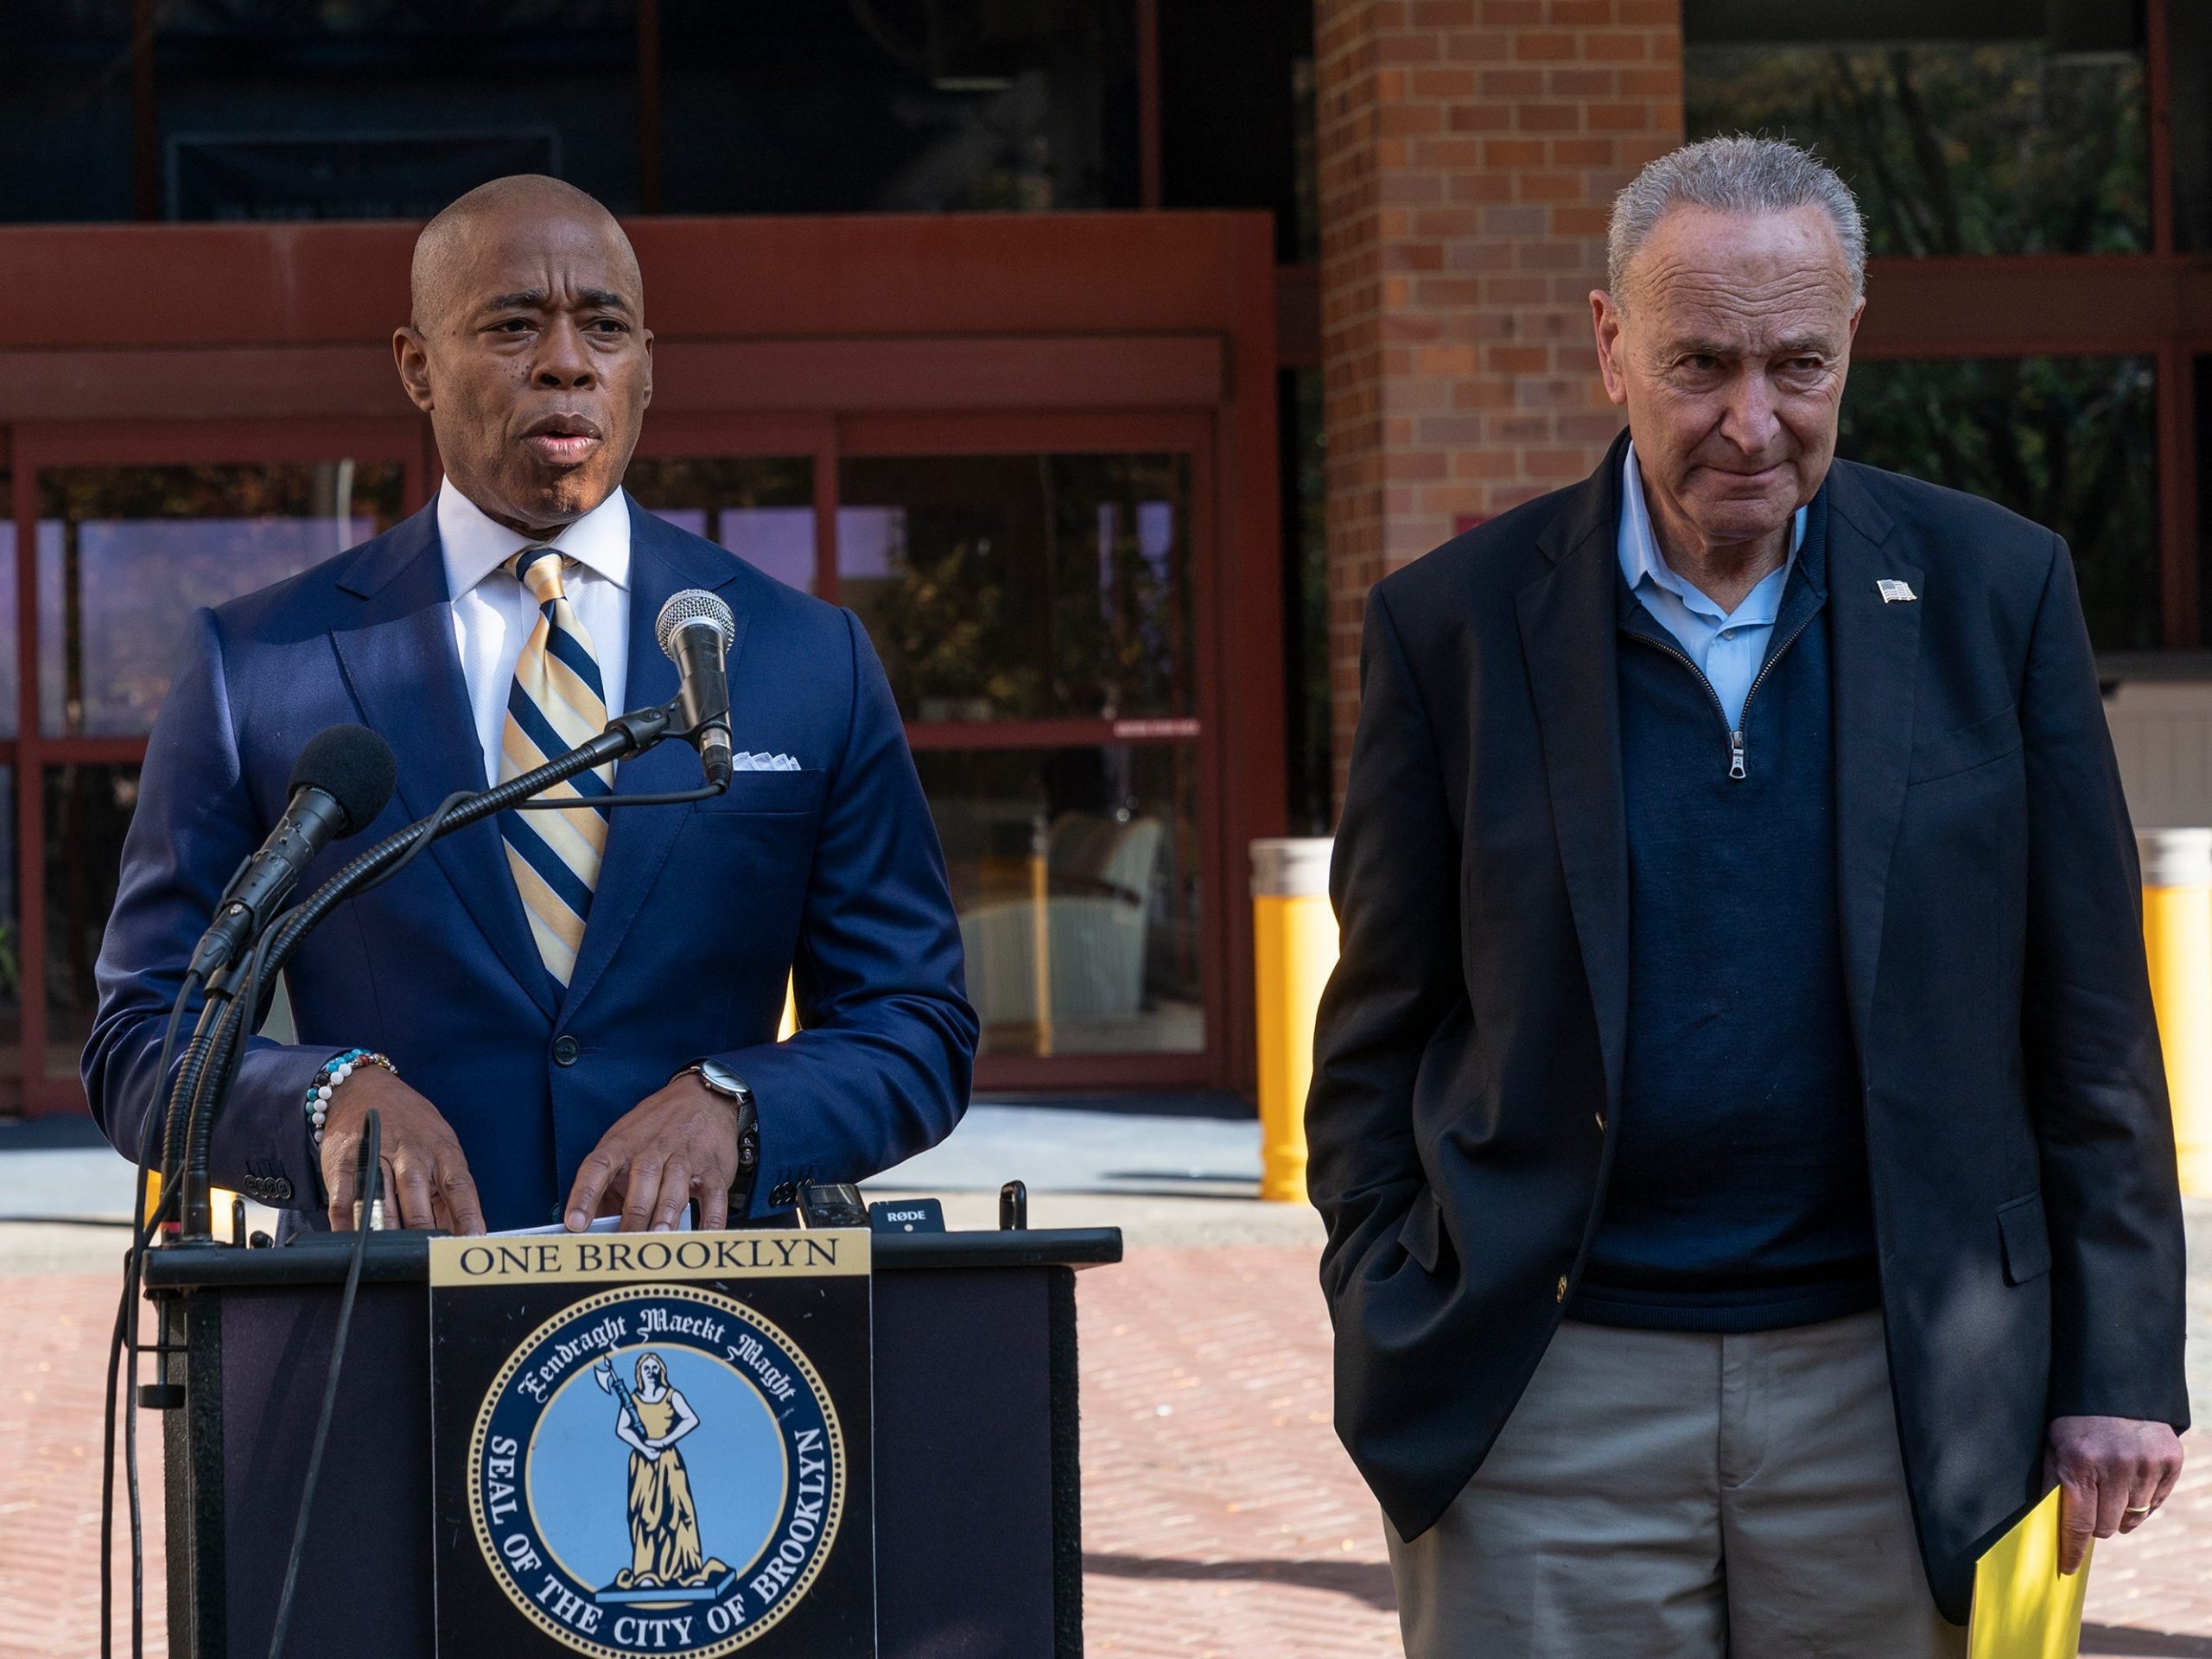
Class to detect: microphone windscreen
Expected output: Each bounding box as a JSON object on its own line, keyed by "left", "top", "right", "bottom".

{"left": 288, "top": 724, "right": 399, "bottom": 835}
{"left": 656, "top": 589, "right": 737, "bottom": 659}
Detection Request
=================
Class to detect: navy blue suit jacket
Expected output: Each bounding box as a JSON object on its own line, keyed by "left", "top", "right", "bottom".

{"left": 86, "top": 497, "right": 976, "bottom": 1230}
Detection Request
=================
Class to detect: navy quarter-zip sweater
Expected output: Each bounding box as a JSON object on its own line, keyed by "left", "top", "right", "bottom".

{"left": 1570, "top": 497, "right": 1880, "bottom": 1332}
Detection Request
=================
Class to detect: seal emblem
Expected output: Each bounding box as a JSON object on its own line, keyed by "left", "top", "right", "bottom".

{"left": 467, "top": 1284, "right": 846, "bottom": 1657}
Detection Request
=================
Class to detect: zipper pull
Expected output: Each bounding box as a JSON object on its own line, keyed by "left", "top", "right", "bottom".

{"left": 1728, "top": 732, "right": 1746, "bottom": 780}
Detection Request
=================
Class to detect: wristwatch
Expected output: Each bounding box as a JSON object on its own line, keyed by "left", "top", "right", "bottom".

{"left": 677, "top": 1059, "right": 760, "bottom": 1219}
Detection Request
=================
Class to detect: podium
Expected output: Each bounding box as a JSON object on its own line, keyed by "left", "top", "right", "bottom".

{"left": 142, "top": 1224, "right": 1121, "bottom": 1658}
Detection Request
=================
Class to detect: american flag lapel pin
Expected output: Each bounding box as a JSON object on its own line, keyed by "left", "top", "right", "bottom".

{"left": 1877, "top": 579, "right": 1917, "bottom": 604}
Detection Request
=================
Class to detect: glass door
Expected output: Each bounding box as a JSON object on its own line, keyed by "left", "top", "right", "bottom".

{"left": 10, "top": 420, "right": 424, "bottom": 1110}
{"left": 837, "top": 413, "right": 1219, "bottom": 1090}
{"left": 629, "top": 410, "right": 1225, "bottom": 1090}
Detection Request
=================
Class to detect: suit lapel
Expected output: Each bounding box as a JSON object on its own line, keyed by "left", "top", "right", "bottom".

{"left": 1516, "top": 437, "right": 1632, "bottom": 1109}
{"left": 327, "top": 504, "right": 561, "bottom": 1021}
{"left": 558, "top": 501, "right": 750, "bottom": 1020}
{"left": 1824, "top": 464, "right": 1920, "bottom": 1054}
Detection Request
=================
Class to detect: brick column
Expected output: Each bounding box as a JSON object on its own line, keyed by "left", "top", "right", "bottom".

{"left": 1313, "top": 0, "right": 1683, "bottom": 806}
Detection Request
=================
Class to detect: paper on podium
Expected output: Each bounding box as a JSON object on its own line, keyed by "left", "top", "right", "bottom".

{"left": 1968, "top": 1486, "right": 2091, "bottom": 1659}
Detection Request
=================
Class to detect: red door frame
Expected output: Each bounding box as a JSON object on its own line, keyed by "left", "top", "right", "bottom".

{"left": 0, "top": 212, "right": 1284, "bottom": 1111}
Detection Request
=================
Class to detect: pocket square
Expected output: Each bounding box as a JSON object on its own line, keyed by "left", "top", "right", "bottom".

{"left": 732, "top": 752, "right": 800, "bottom": 772}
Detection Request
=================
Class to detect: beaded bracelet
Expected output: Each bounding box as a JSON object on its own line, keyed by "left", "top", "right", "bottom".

{"left": 307, "top": 1047, "right": 398, "bottom": 1146}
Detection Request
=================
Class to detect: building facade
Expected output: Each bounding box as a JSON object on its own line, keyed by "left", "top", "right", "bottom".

{"left": 1315, "top": 0, "right": 2212, "bottom": 817}
{"left": 0, "top": 1, "right": 2207, "bottom": 1110}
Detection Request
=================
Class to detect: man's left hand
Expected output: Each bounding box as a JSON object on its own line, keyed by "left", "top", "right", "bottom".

{"left": 2047, "top": 1414, "right": 2185, "bottom": 1573}
{"left": 564, "top": 1076, "right": 741, "bottom": 1232}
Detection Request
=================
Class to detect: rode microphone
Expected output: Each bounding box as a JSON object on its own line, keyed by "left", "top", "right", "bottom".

{"left": 656, "top": 590, "right": 737, "bottom": 788}
{"left": 188, "top": 724, "right": 398, "bottom": 979}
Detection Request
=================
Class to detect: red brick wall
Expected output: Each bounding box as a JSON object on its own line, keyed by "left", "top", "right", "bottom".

{"left": 1313, "top": 0, "right": 1683, "bottom": 806}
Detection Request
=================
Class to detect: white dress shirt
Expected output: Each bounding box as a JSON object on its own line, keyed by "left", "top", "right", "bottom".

{"left": 1617, "top": 441, "right": 1806, "bottom": 730}
{"left": 439, "top": 481, "right": 632, "bottom": 789}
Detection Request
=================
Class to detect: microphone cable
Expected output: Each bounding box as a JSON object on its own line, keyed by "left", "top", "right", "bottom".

{"left": 102, "top": 966, "right": 200, "bottom": 1659}
{"left": 265, "top": 1109, "right": 381, "bottom": 1659}
{"left": 105, "top": 912, "right": 289, "bottom": 1658}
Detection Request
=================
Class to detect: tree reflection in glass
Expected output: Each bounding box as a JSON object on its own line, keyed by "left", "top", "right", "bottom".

{"left": 1840, "top": 356, "right": 2158, "bottom": 651}
{"left": 1688, "top": 38, "right": 2149, "bottom": 257}
{"left": 839, "top": 453, "right": 1192, "bottom": 723}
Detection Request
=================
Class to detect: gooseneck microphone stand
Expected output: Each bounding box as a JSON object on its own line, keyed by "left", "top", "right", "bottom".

{"left": 166, "top": 701, "right": 705, "bottom": 1243}
{"left": 115, "top": 697, "right": 721, "bottom": 1659}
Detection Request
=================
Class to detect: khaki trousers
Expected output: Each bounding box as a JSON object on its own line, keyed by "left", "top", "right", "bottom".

{"left": 1385, "top": 1311, "right": 1967, "bottom": 1659}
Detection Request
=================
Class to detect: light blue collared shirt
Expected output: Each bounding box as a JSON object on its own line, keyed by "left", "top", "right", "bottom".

{"left": 1618, "top": 442, "right": 1807, "bottom": 730}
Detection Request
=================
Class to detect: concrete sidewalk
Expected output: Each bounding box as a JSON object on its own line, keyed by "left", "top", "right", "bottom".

{"left": 0, "top": 1099, "right": 1322, "bottom": 1271}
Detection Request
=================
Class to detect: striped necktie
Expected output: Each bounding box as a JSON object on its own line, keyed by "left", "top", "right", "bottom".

{"left": 499, "top": 546, "right": 613, "bottom": 988}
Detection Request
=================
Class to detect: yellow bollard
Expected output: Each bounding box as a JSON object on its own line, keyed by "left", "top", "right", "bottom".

{"left": 1252, "top": 838, "right": 1337, "bottom": 1204}
{"left": 2140, "top": 830, "right": 2212, "bottom": 1198}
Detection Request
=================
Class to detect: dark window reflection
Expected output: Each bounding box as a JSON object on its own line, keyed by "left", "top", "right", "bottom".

{"left": 157, "top": 0, "right": 639, "bottom": 219}
{"left": 0, "top": 2, "right": 137, "bottom": 222}
{"left": 1159, "top": 0, "right": 1317, "bottom": 262}
{"left": 661, "top": 0, "right": 1137, "bottom": 214}
{"left": 1685, "top": 1, "right": 2149, "bottom": 257}
{"left": 624, "top": 457, "right": 817, "bottom": 593}
{"left": 918, "top": 744, "right": 1202, "bottom": 1058}
{"left": 0, "top": 476, "right": 16, "bottom": 739}
{"left": 2176, "top": 0, "right": 2212, "bottom": 251}
{"left": 46, "top": 762, "right": 128, "bottom": 1079}
{"left": 1840, "top": 355, "right": 2158, "bottom": 649}
{"left": 1283, "top": 368, "right": 1330, "bottom": 836}
{"left": 838, "top": 453, "right": 1192, "bottom": 723}
{"left": 37, "top": 462, "right": 404, "bottom": 738}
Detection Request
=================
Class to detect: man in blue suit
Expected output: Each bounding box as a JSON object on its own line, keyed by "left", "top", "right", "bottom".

{"left": 86, "top": 175, "right": 976, "bottom": 1235}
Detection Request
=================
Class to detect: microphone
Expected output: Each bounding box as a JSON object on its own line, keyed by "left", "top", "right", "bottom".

{"left": 656, "top": 589, "right": 737, "bottom": 788}
{"left": 188, "top": 724, "right": 398, "bottom": 980}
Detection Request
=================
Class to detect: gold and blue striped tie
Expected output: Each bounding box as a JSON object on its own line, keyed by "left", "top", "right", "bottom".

{"left": 499, "top": 547, "right": 613, "bottom": 988}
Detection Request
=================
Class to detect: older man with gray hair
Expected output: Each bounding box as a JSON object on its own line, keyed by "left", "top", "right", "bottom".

{"left": 1307, "top": 135, "right": 2189, "bottom": 1656}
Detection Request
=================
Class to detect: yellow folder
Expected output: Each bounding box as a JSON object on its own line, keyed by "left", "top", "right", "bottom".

{"left": 1968, "top": 1486, "right": 2092, "bottom": 1659}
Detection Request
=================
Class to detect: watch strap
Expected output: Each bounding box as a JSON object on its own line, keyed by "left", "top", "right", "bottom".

{"left": 678, "top": 1063, "right": 760, "bottom": 1219}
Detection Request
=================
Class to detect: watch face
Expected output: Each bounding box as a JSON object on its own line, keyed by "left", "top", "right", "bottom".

{"left": 696, "top": 1061, "right": 748, "bottom": 1101}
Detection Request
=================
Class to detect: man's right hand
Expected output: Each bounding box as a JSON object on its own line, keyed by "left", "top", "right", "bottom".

{"left": 319, "top": 1065, "right": 486, "bottom": 1235}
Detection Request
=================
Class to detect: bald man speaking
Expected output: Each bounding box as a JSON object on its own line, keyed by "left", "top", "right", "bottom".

{"left": 86, "top": 176, "right": 976, "bottom": 1235}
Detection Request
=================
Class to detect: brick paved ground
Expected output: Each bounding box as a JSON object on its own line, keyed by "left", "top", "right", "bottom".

{"left": 0, "top": 1270, "right": 168, "bottom": 1659}
{"left": 3, "top": 1243, "right": 2207, "bottom": 1657}
{"left": 1079, "top": 1248, "right": 1399, "bottom": 1657}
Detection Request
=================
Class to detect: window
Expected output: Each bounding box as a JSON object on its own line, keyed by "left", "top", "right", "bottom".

{"left": 1685, "top": 0, "right": 2150, "bottom": 257}
{"left": 1159, "top": 0, "right": 1317, "bottom": 262}
{"left": 36, "top": 462, "right": 404, "bottom": 735}
{"left": 837, "top": 454, "right": 1192, "bottom": 724}
{"left": 918, "top": 746, "right": 1203, "bottom": 1058}
{"left": 659, "top": 0, "right": 1139, "bottom": 216}
{"left": 623, "top": 458, "right": 817, "bottom": 593}
{"left": 1840, "top": 357, "right": 2160, "bottom": 650}
{"left": 0, "top": 1, "right": 138, "bottom": 221}
{"left": 840, "top": 448, "right": 1204, "bottom": 1059}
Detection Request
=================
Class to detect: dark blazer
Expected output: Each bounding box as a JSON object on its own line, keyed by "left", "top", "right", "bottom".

{"left": 1308, "top": 433, "right": 2190, "bottom": 1620}
{"left": 87, "top": 498, "right": 976, "bottom": 1232}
